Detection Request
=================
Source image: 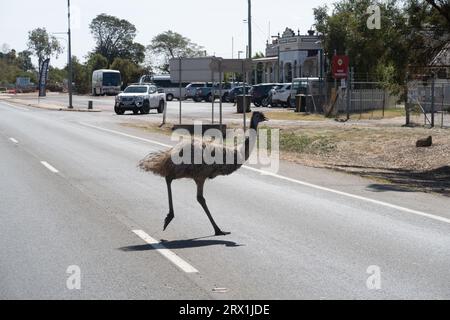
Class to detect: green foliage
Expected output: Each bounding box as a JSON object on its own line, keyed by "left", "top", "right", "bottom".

{"left": 27, "top": 28, "right": 62, "bottom": 70}
{"left": 86, "top": 53, "right": 109, "bottom": 72}
{"left": 110, "top": 58, "right": 141, "bottom": 88}
{"left": 149, "top": 30, "right": 205, "bottom": 72}
{"left": 0, "top": 48, "right": 37, "bottom": 86}
{"left": 67, "top": 56, "right": 90, "bottom": 94}
{"left": 314, "top": 0, "right": 450, "bottom": 92}
{"left": 89, "top": 14, "right": 145, "bottom": 65}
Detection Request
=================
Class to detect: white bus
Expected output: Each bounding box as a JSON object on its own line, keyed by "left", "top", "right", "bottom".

{"left": 92, "top": 69, "right": 122, "bottom": 96}
{"left": 140, "top": 74, "right": 190, "bottom": 101}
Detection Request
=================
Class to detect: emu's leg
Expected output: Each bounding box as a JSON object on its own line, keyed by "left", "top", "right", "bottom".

{"left": 164, "top": 177, "right": 175, "bottom": 231}
{"left": 196, "top": 179, "right": 230, "bottom": 236}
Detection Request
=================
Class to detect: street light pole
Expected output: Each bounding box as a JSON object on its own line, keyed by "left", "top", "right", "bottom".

{"left": 67, "top": 0, "right": 73, "bottom": 109}
{"left": 248, "top": 0, "right": 252, "bottom": 60}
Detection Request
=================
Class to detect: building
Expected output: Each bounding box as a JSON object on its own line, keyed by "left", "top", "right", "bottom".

{"left": 252, "top": 27, "right": 323, "bottom": 84}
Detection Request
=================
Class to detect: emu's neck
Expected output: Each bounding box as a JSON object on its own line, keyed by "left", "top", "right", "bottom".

{"left": 242, "top": 119, "right": 260, "bottom": 161}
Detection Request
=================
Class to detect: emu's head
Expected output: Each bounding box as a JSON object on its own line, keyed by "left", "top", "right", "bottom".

{"left": 251, "top": 112, "right": 269, "bottom": 127}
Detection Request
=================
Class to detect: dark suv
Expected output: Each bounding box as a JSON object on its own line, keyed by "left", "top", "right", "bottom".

{"left": 185, "top": 83, "right": 210, "bottom": 100}
{"left": 228, "top": 86, "right": 252, "bottom": 103}
{"left": 250, "top": 83, "right": 277, "bottom": 107}
{"left": 193, "top": 83, "right": 233, "bottom": 102}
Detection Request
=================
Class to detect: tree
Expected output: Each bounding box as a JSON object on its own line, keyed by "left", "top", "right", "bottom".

{"left": 314, "top": 0, "right": 410, "bottom": 90}
{"left": 89, "top": 14, "right": 145, "bottom": 65}
{"left": 17, "top": 51, "right": 35, "bottom": 72}
{"left": 86, "top": 53, "right": 109, "bottom": 72}
{"left": 27, "top": 28, "right": 62, "bottom": 72}
{"left": 110, "top": 58, "right": 141, "bottom": 88}
{"left": 425, "top": 0, "right": 450, "bottom": 24}
{"left": 68, "top": 56, "right": 90, "bottom": 94}
{"left": 149, "top": 30, "right": 204, "bottom": 72}
{"left": 0, "top": 47, "right": 37, "bottom": 86}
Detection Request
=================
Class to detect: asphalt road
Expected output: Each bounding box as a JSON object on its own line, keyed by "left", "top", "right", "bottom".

{"left": 1, "top": 99, "right": 450, "bottom": 299}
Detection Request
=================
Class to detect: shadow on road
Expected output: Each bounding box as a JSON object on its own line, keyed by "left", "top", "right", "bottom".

{"left": 119, "top": 236, "right": 243, "bottom": 252}
{"left": 362, "top": 166, "right": 450, "bottom": 196}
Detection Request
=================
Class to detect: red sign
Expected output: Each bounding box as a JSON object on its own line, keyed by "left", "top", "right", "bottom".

{"left": 332, "top": 55, "right": 349, "bottom": 79}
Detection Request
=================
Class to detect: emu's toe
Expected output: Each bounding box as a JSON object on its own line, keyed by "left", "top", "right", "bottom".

{"left": 163, "top": 213, "right": 174, "bottom": 231}
{"left": 215, "top": 230, "right": 231, "bottom": 236}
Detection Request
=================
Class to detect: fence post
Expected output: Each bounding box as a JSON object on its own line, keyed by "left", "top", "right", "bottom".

{"left": 405, "top": 73, "right": 410, "bottom": 126}
{"left": 431, "top": 73, "right": 435, "bottom": 128}
{"left": 346, "top": 68, "right": 353, "bottom": 120}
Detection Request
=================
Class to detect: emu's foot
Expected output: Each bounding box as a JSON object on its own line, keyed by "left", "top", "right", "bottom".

{"left": 163, "top": 213, "right": 174, "bottom": 231}
{"left": 215, "top": 229, "right": 231, "bottom": 236}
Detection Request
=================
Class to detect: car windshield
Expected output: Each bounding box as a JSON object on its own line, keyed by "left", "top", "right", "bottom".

{"left": 102, "top": 72, "right": 121, "bottom": 86}
{"left": 124, "top": 86, "right": 148, "bottom": 93}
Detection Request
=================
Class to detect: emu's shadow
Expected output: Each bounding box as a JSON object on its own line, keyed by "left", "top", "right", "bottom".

{"left": 119, "top": 236, "right": 243, "bottom": 252}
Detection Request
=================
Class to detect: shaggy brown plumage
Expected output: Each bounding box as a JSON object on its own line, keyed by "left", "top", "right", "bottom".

{"left": 139, "top": 112, "right": 268, "bottom": 236}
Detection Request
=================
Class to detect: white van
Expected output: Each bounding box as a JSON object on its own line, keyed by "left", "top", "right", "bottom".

{"left": 92, "top": 69, "right": 122, "bottom": 96}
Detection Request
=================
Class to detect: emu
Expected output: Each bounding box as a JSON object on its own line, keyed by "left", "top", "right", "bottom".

{"left": 138, "top": 112, "right": 268, "bottom": 236}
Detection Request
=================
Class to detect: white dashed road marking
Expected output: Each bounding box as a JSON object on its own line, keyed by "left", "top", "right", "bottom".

{"left": 41, "top": 161, "right": 59, "bottom": 173}
{"left": 132, "top": 230, "right": 199, "bottom": 274}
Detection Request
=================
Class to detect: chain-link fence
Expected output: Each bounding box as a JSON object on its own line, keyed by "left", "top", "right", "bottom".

{"left": 300, "top": 74, "right": 399, "bottom": 119}
{"left": 407, "top": 77, "right": 450, "bottom": 128}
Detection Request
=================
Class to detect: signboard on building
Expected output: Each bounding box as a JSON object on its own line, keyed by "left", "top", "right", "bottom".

{"left": 170, "top": 57, "right": 223, "bottom": 82}
{"left": 209, "top": 58, "right": 253, "bottom": 73}
{"left": 332, "top": 55, "right": 349, "bottom": 79}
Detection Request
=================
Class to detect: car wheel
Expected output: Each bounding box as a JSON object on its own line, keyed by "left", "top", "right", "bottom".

{"left": 206, "top": 94, "right": 213, "bottom": 103}
{"left": 141, "top": 101, "right": 150, "bottom": 114}
{"left": 157, "top": 100, "right": 165, "bottom": 114}
{"left": 166, "top": 94, "right": 174, "bottom": 101}
{"left": 261, "top": 98, "right": 270, "bottom": 108}
{"left": 133, "top": 109, "right": 139, "bottom": 115}
{"left": 193, "top": 96, "right": 202, "bottom": 103}
{"left": 253, "top": 101, "right": 261, "bottom": 107}
{"left": 114, "top": 106, "right": 125, "bottom": 115}
{"left": 222, "top": 93, "right": 230, "bottom": 103}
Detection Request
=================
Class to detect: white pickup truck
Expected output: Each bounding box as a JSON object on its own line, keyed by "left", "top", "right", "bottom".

{"left": 115, "top": 84, "right": 166, "bottom": 115}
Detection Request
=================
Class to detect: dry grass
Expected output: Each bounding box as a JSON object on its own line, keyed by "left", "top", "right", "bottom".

{"left": 265, "top": 108, "right": 405, "bottom": 121}
{"left": 275, "top": 125, "right": 450, "bottom": 195}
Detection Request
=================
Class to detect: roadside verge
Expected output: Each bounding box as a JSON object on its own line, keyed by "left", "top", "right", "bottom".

{"left": 0, "top": 95, "right": 101, "bottom": 112}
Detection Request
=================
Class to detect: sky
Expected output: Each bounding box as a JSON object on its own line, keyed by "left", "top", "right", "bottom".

{"left": 0, "top": 0, "right": 335, "bottom": 68}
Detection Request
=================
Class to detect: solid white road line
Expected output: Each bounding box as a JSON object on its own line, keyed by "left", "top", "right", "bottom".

{"left": 80, "top": 123, "right": 450, "bottom": 226}
{"left": 243, "top": 166, "right": 450, "bottom": 225}
{"left": 40, "top": 161, "right": 59, "bottom": 173}
{"left": 9, "top": 138, "right": 18, "bottom": 144}
{"left": 79, "top": 122, "right": 172, "bottom": 148}
{"left": 132, "top": 230, "right": 199, "bottom": 274}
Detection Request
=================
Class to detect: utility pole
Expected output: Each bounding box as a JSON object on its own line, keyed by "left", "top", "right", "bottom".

{"left": 67, "top": 0, "right": 73, "bottom": 109}
{"left": 248, "top": 0, "right": 252, "bottom": 59}
{"left": 248, "top": 0, "right": 252, "bottom": 85}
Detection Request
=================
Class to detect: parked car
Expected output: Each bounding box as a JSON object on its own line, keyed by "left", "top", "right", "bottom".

{"left": 228, "top": 86, "right": 252, "bottom": 103}
{"left": 193, "top": 83, "right": 233, "bottom": 102}
{"left": 185, "top": 82, "right": 211, "bottom": 100}
{"left": 289, "top": 77, "right": 321, "bottom": 108}
{"left": 250, "top": 83, "right": 278, "bottom": 107}
{"left": 114, "top": 84, "right": 166, "bottom": 115}
{"left": 271, "top": 84, "right": 292, "bottom": 107}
